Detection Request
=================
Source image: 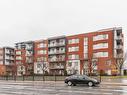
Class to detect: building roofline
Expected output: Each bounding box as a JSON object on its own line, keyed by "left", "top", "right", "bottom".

{"left": 67, "top": 27, "right": 122, "bottom": 37}
{"left": 3, "top": 46, "right": 14, "bottom": 49}
{"left": 95, "top": 27, "right": 122, "bottom": 32}
{"left": 15, "top": 41, "right": 34, "bottom": 44}
{"left": 34, "top": 39, "right": 47, "bottom": 42}
{"left": 48, "top": 35, "right": 66, "bottom": 40}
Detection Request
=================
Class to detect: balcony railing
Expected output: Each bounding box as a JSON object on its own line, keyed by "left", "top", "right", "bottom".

{"left": 116, "top": 45, "right": 123, "bottom": 49}
{"left": 49, "top": 58, "right": 65, "bottom": 62}
{"left": 26, "top": 47, "right": 33, "bottom": 50}
{"left": 50, "top": 66, "right": 64, "bottom": 69}
{"left": 48, "top": 50, "right": 65, "bottom": 55}
{"left": 48, "top": 43, "right": 65, "bottom": 47}
{"left": 26, "top": 53, "right": 33, "bottom": 56}
{"left": 114, "top": 53, "right": 123, "bottom": 58}
{"left": 115, "top": 35, "right": 123, "bottom": 40}
{"left": 26, "top": 60, "right": 33, "bottom": 63}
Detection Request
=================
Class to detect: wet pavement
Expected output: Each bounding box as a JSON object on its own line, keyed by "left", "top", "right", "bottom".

{"left": 0, "top": 79, "right": 127, "bottom": 95}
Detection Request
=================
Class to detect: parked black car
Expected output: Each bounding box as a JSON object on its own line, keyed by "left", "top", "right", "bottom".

{"left": 65, "top": 75, "right": 100, "bottom": 87}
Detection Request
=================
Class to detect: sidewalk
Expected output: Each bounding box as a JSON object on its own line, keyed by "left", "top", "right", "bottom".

{"left": 0, "top": 79, "right": 127, "bottom": 86}
{"left": 101, "top": 82, "right": 127, "bottom": 86}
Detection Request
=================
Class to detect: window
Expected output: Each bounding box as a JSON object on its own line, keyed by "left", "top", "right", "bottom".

{"left": 59, "top": 47, "right": 65, "bottom": 52}
{"left": 74, "top": 62, "right": 78, "bottom": 67}
{"left": 84, "top": 37, "right": 88, "bottom": 45}
{"left": 93, "top": 34, "right": 108, "bottom": 41}
{"left": 0, "top": 50, "right": 3, "bottom": 54}
{"left": 84, "top": 53, "right": 88, "bottom": 58}
{"left": 0, "top": 61, "right": 3, "bottom": 65}
{"left": 38, "top": 43, "right": 46, "bottom": 48}
{"left": 68, "top": 39, "right": 79, "bottom": 44}
{"left": 68, "top": 55, "right": 72, "bottom": 59}
{"left": 84, "top": 46, "right": 88, "bottom": 53}
{"left": 75, "top": 55, "right": 79, "bottom": 59}
{"left": 37, "top": 50, "right": 47, "bottom": 55}
{"left": 16, "top": 51, "right": 21, "bottom": 55}
{"left": 84, "top": 61, "right": 89, "bottom": 68}
{"left": 68, "top": 40, "right": 72, "bottom": 44}
{"left": 16, "top": 62, "right": 22, "bottom": 64}
{"left": 93, "top": 52, "right": 108, "bottom": 57}
{"left": 68, "top": 46, "right": 79, "bottom": 52}
{"left": 0, "top": 55, "right": 3, "bottom": 59}
{"left": 106, "top": 60, "right": 111, "bottom": 66}
{"left": 92, "top": 62, "right": 97, "bottom": 67}
{"left": 68, "top": 54, "right": 79, "bottom": 59}
{"left": 68, "top": 62, "right": 72, "bottom": 67}
{"left": 59, "top": 39, "right": 65, "bottom": 45}
{"left": 16, "top": 56, "right": 22, "bottom": 60}
{"left": 93, "top": 43, "right": 108, "bottom": 49}
{"left": 75, "top": 39, "right": 79, "bottom": 43}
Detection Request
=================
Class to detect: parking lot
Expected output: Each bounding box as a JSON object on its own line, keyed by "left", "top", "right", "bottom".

{"left": 0, "top": 79, "right": 127, "bottom": 95}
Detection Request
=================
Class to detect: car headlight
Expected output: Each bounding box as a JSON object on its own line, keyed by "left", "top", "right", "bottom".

{"left": 92, "top": 79, "right": 97, "bottom": 82}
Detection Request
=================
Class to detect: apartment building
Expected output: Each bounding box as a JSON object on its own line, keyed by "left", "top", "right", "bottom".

{"left": 48, "top": 36, "right": 66, "bottom": 75}
{"left": 0, "top": 47, "right": 15, "bottom": 75}
{"left": 34, "top": 39, "right": 48, "bottom": 74}
{"left": 66, "top": 27, "right": 123, "bottom": 75}
{"left": 13, "top": 27, "right": 123, "bottom": 76}
{"left": 15, "top": 41, "right": 34, "bottom": 76}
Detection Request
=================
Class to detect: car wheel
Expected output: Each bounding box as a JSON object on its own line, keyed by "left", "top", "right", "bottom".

{"left": 88, "top": 82, "right": 93, "bottom": 87}
{"left": 67, "top": 81, "right": 72, "bottom": 86}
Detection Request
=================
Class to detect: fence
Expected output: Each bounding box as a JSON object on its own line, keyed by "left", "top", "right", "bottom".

{"left": 0, "top": 75, "right": 68, "bottom": 81}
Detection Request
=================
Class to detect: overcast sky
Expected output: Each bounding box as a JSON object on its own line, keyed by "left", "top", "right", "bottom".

{"left": 0, "top": 0, "right": 126, "bottom": 51}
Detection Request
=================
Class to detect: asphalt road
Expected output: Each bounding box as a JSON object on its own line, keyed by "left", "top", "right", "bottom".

{"left": 0, "top": 80, "right": 126, "bottom": 95}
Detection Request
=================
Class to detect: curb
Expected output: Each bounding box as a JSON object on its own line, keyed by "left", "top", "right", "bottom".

{"left": 101, "top": 82, "right": 127, "bottom": 86}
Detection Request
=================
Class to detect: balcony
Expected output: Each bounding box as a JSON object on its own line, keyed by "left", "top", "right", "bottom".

{"left": 10, "top": 57, "right": 14, "bottom": 60}
{"left": 26, "top": 45, "right": 33, "bottom": 50}
{"left": 5, "top": 56, "right": 14, "bottom": 60}
{"left": 114, "top": 52, "right": 123, "bottom": 58}
{"left": 26, "top": 57, "right": 33, "bottom": 63}
{"left": 116, "top": 54, "right": 123, "bottom": 58}
{"left": 48, "top": 50, "right": 65, "bottom": 55}
{"left": 50, "top": 66, "right": 64, "bottom": 69}
{"left": 59, "top": 50, "right": 65, "bottom": 54}
{"left": 5, "top": 62, "right": 14, "bottom": 65}
{"left": 116, "top": 45, "right": 123, "bottom": 49}
{"left": 48, "top": 43, "right": 58, "bottom": 47}
{"left": 48, "top": 43, "right": 65, "bottom": 48}
{"left": 49, "top": 58, "right": 65, "bottom": 62}
{"left": 26, "top": 53, "right": 33, "bottom": 56}
{"left": 5, "top": 51, "right": 14, "bottom": 55}
{"left": 59, "top": 42, "right": 65, "bottom": 46}
{"left": 26, "top": 60, "right": 33, "bottom": 63}
{"left": 115, "top": 35, "right": 123, "bottom": 40}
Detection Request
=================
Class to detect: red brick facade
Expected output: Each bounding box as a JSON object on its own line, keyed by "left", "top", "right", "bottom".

{"left": 34, "top": 39, "right": 49, "bottom": 74}
{"left": 66, "top": 28, "right": 123, "bottom": 75}
{"left": 14, "top": 27, "right": 123, "bottom": 76}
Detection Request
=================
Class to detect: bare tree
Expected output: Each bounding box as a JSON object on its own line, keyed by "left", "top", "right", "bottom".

{"left": 115, "top": 51, "right": 127, "bottom": 75}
